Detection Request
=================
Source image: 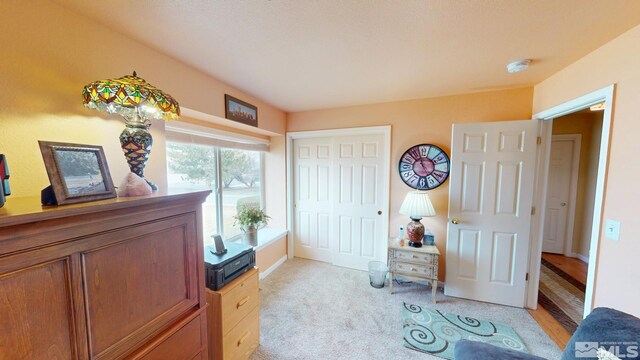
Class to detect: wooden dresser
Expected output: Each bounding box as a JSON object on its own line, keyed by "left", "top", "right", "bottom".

{"left": 388, "top": 240, "right": 440, "bottom": 303}
{"left": 206, "top": 267, "right": 259, "bottom": 360}
{"left": 0, "top": 191, "right": 210, "bottom": 360}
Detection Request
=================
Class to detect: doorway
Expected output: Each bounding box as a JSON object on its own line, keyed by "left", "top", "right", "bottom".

{"left": 286, "top": 126, "right": 391, "bottom": 271}
{"left": 527, "top": 84, "right": 615, "bottom": 323}
{"left": 538, "top": 109, "right": 604, "bottom": 333}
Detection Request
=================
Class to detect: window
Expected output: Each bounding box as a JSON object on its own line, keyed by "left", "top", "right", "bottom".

{"left": 220, "top": 148, "right": 262, "bottom": 239}
{"left": 166, "top": 142, "right": 264, "bottom": 244}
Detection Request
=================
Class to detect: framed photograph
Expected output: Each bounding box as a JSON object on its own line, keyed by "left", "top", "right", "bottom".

{"left": 39, "top": 141, "right": 117, "bottom": 205}
{"left": 0, "top": 154, "right": 10, "bottom": 208}
{"left": 225, "top": 94, "right": 258, "bottom": 127}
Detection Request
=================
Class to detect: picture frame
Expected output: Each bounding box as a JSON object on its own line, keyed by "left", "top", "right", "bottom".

{"left": 225, "top": 94, "right": 258, "bottom": 127}
{"left": 0, "top": 154, "right": 10, "bottom": 208}
{"left": 38, "top": 141, "right": 117, "bottom": 205}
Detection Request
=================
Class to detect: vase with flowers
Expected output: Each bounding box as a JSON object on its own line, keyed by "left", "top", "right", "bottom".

{"left": 234, "top": 205, "right": 270, "bottom": 244}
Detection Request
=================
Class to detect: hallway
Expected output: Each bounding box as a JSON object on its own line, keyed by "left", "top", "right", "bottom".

{"left": 528, "top": 253, "right": 588, "bottom": 348}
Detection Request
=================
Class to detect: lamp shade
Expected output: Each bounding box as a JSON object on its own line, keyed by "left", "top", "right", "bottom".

{"left": 399, "top": 190, "right": 436, "bottom": 217}
{"left": 82, "top": 71, "right": 180, "bottom": 121}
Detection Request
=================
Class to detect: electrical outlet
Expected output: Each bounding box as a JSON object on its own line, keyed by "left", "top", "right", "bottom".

{"left": 604, "top": 219, "right": 621, "bottom": 241}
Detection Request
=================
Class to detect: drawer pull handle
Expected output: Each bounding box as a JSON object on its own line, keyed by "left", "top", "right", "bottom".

{"left": 237, "top": 331, "right": 250, "bottom": 347}
{"left": 237, "top": 296, "right": 250, "bottom": 309}
{"left": 412, "top": 255, "right": 418, "bottom": 259}
{"left": 411, "top": 268, "right": 417, "bottom": 272}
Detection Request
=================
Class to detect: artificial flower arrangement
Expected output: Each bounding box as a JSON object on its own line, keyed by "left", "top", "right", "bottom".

{"left": 234, "top": 205, "right": 270, "bottom": 232}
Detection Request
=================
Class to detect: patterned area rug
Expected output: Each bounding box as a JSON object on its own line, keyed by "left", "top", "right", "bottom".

{"left": 402, "top": 303, "right": 530, "bottom": 359}
{"left": 538, "top": 258, "right": 585, "bottom": 333}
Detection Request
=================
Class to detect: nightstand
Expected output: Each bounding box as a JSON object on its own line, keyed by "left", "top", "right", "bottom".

{"left": 388, "top": 239, "right": 440, "bottom": 303}
{"left": 206, "top": 267, "right": 259, "bottom": 360}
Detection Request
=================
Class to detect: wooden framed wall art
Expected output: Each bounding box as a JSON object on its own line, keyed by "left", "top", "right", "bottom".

{"left": 225, "top": 94, "right": 258, "bottom": 127}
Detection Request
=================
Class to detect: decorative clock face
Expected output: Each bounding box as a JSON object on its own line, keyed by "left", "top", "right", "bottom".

{"left": 399, "top": 144, "right": 450, "bottom": 190}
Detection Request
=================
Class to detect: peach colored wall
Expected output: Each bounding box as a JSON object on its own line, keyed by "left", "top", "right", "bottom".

{"left": 264, "top": 136, "right": 288, "bottom": 230}
{"left": 552, "top": 112, "right": 603, "bottom": 258}
{"left": 288, "top": 87, "right": 534, "bottom": 280}
{"left": 256, "top": 237, "right": 288, "bottom": 273}
{"left": 0, "top": 1, "right": 286, "bottom": 204}
{"left": 533, "top": 24, "right": 640, "bottom": 317}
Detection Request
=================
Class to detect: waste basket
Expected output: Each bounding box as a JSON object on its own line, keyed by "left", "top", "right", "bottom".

{"left": 368, "top": 261, "right": 388, "bottom": 288}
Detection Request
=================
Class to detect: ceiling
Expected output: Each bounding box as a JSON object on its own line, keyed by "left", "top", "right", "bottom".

{"left": 56, "top": 1, "right": 640, "bottom": 112}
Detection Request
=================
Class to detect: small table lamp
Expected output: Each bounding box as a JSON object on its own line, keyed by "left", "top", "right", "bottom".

{"left": 399, "top": 190, "right": 436, "bottom": 247}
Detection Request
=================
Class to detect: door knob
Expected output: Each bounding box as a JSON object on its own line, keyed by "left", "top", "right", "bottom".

{"left": 451, "top": 218, "right": 460, "bottom": 224}
{"left": 377, "top": 210, "right": 382, "bottom": 215}
{"left": 561, "top": 202, "right": 567, "bottom": 206}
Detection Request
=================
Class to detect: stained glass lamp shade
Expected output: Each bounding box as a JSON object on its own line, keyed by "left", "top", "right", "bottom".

{"left": 82, "top": 72, "right": 180, "bottom": 190}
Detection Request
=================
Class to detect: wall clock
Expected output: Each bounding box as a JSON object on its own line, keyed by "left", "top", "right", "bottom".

{"left": 399, "top": 144, "right": 450, "bottom": 190}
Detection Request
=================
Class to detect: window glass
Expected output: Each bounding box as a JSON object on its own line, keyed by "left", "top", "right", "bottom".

{"left": 166, "top": 142, "right": 218, "bottom": 244}
{"left": 166, "top": 141, "right": 264, "bottom": 242}
{"left": 221, "top": 149, "right": 262, "bottom": 239}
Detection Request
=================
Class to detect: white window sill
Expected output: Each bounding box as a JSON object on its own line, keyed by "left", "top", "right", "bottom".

{"left": 231, "top": 228, "right": 288, "bottom": 252}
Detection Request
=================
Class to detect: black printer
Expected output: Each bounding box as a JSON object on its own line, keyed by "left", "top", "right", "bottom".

{"left": 204, "top": 241, "right": 255, "bottom": 291}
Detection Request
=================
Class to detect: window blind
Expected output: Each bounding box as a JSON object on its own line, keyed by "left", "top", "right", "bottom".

{"left": 165, "top": 120, "right": 269, "bottom": 152}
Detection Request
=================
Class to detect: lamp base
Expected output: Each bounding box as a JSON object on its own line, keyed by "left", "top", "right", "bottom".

{"left": 120, "top": 123, "right": 157, "bottom": 191}
{"left": 406, "top": 216, "right": 425, "bottom": 247}
{"left": 144, "top": 179, "right": 158, "bottom": 191}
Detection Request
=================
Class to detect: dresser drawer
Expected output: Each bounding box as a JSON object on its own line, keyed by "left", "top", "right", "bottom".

{"left": 139, "top": 311, "right": 205, "bottom": 360}
{"left": 219, "top": 270, "right": 259, "bottom": 336}
{"left": 222, "top": 306, "right": 260, "bottom": 360}
{"left": 191, "top": 351, "right": 206, "bottom": 360}
{"left": 394, "top": 261, "right": 437, "bottom": 279}
{"left": 394, "top": 250, "right": 437, "bottom": 265}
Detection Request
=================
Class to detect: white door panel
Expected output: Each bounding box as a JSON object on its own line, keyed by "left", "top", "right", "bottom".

{"left": 446, "top": 120, "right": 537, "bottom": 307}
{"left": 333, "top": 134, "right": 385, "bottom": 270}
{"left": 542, "top": 138, "right": 577, "bottom": 254}
{"left": 293, "top": 134, "right": 386, "bottom": 270}
{"left": 294, "top": 138, "right": 333, "bottom": 263}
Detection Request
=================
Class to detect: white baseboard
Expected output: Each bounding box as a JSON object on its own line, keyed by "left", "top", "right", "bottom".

{"left": 259, "top": 255, "right": 287, "bottom": 280}
{"left": 571, "top": 252, "right": 589, "bottom": 263}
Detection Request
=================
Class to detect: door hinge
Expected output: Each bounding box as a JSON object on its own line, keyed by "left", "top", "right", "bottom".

{"left": 536, "top": 136, "right": 542, "bottom": 145}
{"left": 526, "top": 273, "right": 529, "bottom": 281}
{"left": 531, "top": 207, "right": 535, "bottom": 215}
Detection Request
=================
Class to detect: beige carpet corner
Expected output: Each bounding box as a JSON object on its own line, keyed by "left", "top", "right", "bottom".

{"left": 251, "top": 258, "right": 562, "bottom": 360}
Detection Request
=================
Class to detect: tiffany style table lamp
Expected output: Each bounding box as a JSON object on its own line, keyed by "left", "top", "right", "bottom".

{"left": 82, "top": 71, "right": 180, "bottom": 190}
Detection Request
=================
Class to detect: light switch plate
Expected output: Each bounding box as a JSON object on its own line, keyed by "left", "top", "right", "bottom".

{"left": 604, "top": 219, "right": 621, "bottom": 241}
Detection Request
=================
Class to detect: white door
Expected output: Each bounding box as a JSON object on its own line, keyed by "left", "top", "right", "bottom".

{"left": 293, "top": 137, "right": 334, "bottom": 263}
{"left": 332, "top": 134, "right": 386, "bottom": 270}
{"left": 542, "top": 136, "right": 580, "bottom": 254}
{"left": 293, "top": 134, "right": 387, "bottom": 271}
{"left": 445, "top": 120, "right": 538, "bottom": 307}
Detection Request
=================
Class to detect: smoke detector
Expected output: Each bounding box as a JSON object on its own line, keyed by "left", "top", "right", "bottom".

{"left": 506, "top": 59, "right": 532, "bottom": 73}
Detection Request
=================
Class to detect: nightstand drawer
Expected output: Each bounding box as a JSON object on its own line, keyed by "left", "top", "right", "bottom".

{"left": 222, "top": 306, "right": 260, "bottom": 360}
{"left": 395, "top": 250, "right": 437, "bottom": 265}
{"left": 394, "top": 261, "right": 437, "bottom": 279}
{"left": 219, "top": 270, "right": 259, "bottom": 336}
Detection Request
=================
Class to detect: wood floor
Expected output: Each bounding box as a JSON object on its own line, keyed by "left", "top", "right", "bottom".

{"left": 527, "top": 253, "right": 588, "bottom": 350}
{"left": 541, "top": 253, "right": 588, "bottom": 284}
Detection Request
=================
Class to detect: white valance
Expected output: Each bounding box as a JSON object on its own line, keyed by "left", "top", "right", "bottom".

{"left": 165, "top": 120, "right": 269, "bottom": 152}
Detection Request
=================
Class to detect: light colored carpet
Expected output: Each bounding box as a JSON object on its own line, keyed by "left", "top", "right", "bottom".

{"left": 250, "top": 258, "right": 562, "bottom": 360}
